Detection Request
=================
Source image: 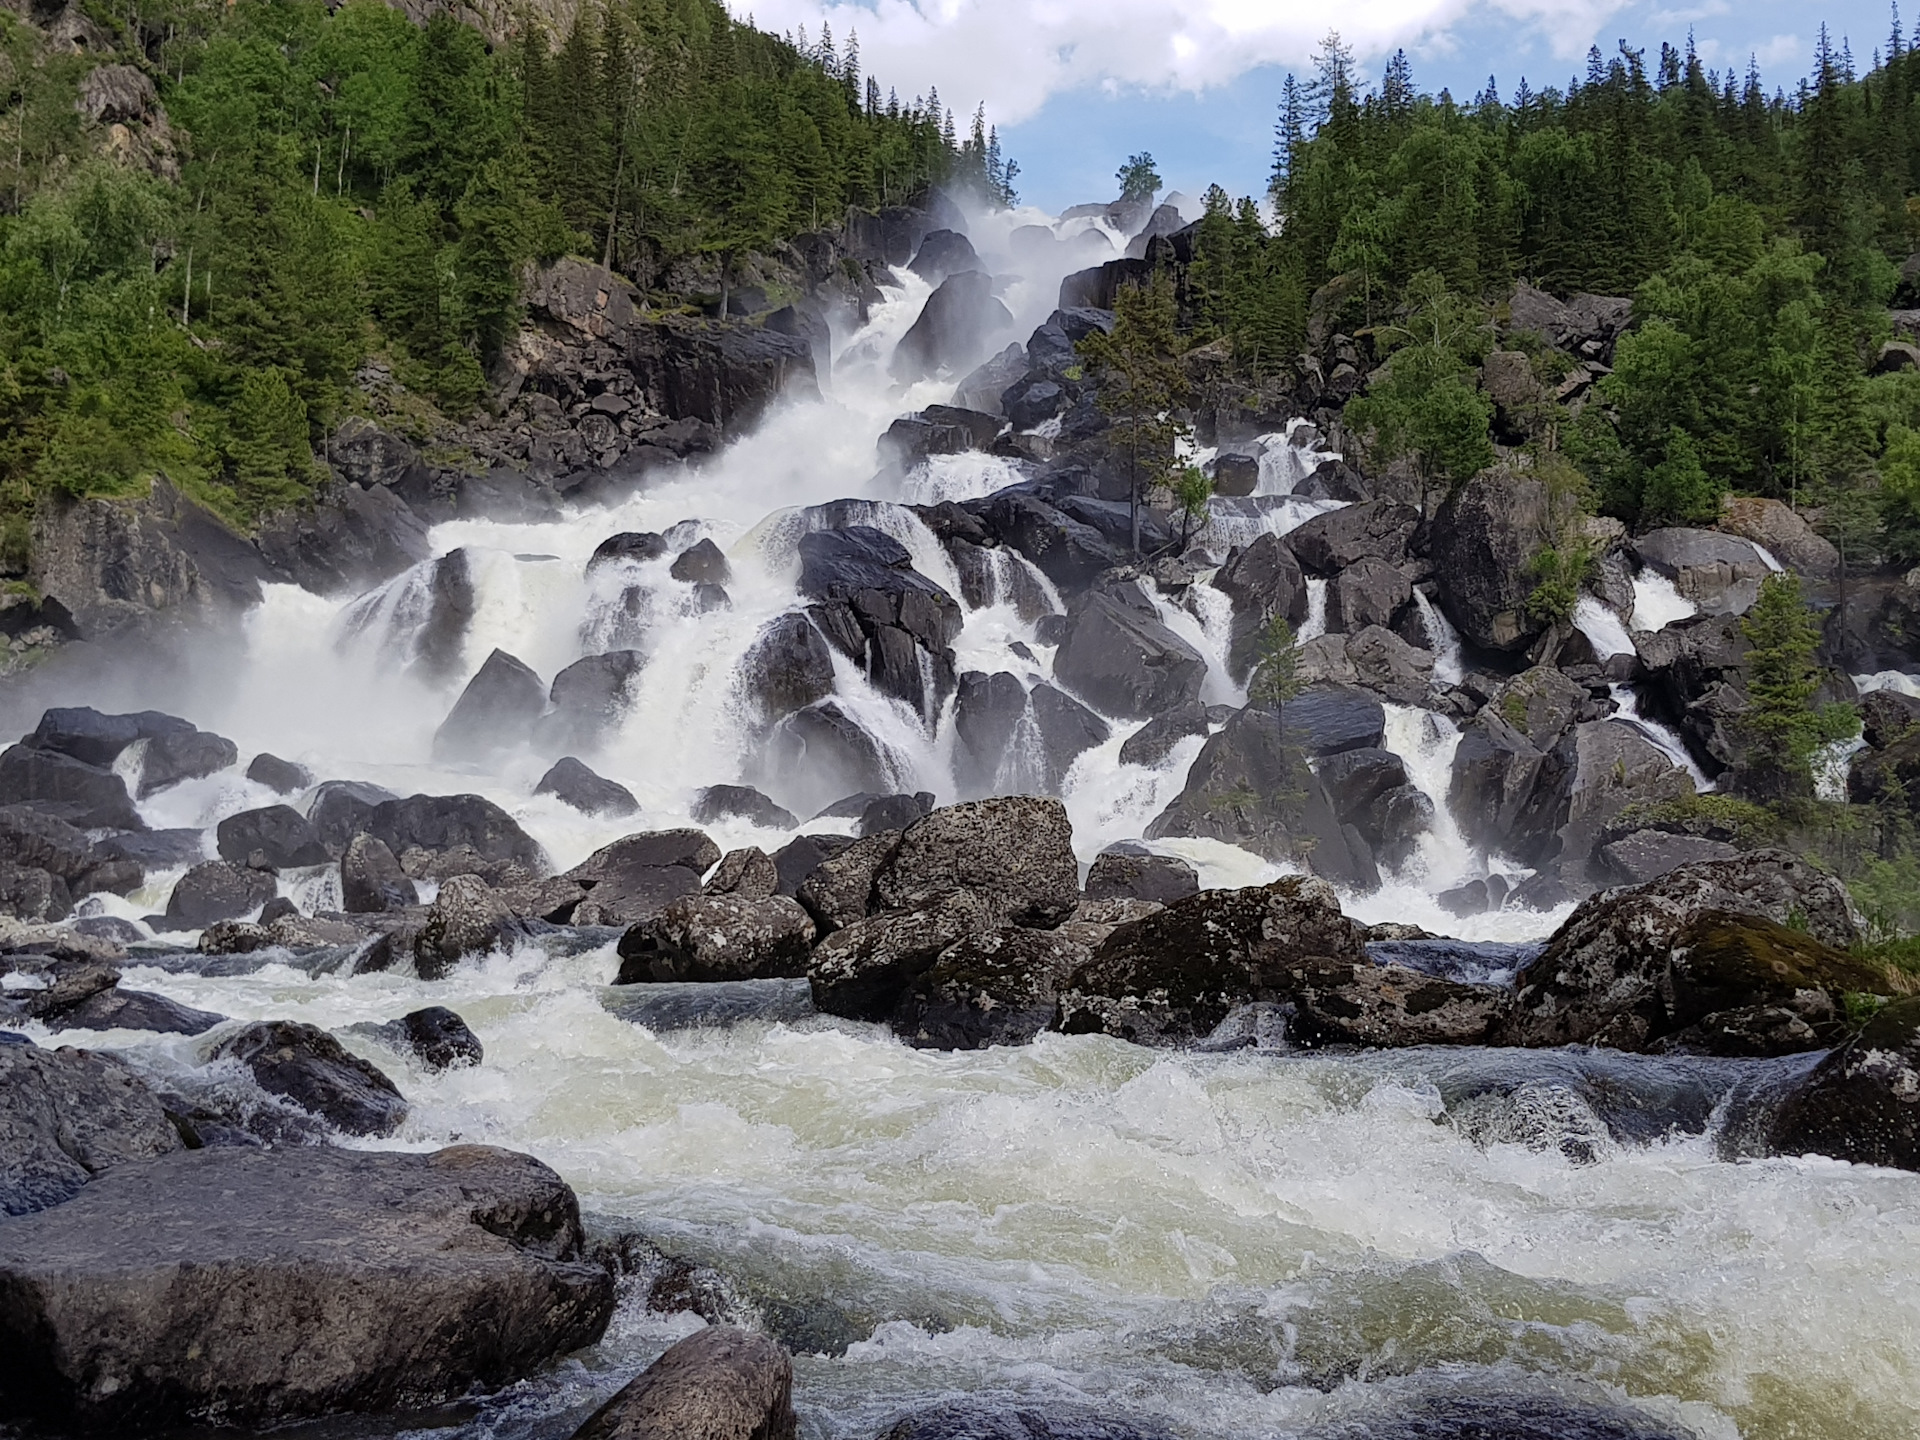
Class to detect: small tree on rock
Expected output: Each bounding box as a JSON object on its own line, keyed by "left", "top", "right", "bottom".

{"left": 1077, "top": 271, "right": 1191, "bottom": 555}
{"left": 1735, "top": 571, "right": 1857, "bottom": 803}
{"left": 1116, "top": 152, "right": 1161, "bottom": 202}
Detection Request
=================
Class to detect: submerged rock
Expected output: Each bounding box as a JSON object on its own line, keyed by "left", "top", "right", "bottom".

{"left": 0, "top": 1145, "right": 614, "bottom": 1432}
{"left": 390, "top": 1006, "right": 483, "bottom": 1072}
{"left": 209, "top": 1019, "right": 408, "bottom": 1136}
{"left": 567, "top": 1325, "right": 795, "bottom": 1440}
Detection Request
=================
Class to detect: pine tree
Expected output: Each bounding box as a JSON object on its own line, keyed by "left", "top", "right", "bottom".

{"left": 1077, "top": 272, "right": 1190, "bottom": 554}
{"left": 1735, "top": 572, "right": 1858, "bottom": 802}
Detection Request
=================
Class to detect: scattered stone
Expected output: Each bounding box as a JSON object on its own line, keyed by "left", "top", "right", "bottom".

{"left": 705, "top": 847, "right": 780, "bottom": 900}
{"left": 1287, "top": 961, "right": 1509, "bottom": 1048}
{"left": 615, "top": 893, "right": 818, "bottom": 982}
{"left": 414, "top": 875, "right": 518, "bottom": 979}
{"left": 670, "top": 538, "right": 732, "bottom": 586}
{"left": 216, "top": 804, "right": 329, "bottom": 870}
{"left": 566, "top": 1326, "right": 794, "bottom": 1440}
{"left": 341, "top": 833, "right": 420, "bottom": 913}
{"left": 770, "top": 833, "right": 856, "bottom": 897}
{"left": 246, "top": 752, "right": 312, "bottom": 793}
{"left": 136, "top": 727, "right": 239, "bottom": 797}
{"left": 369, "top": 793, "right": 547, "bottom": 871}
{"left": 306, "top": 779, "right": 400, "bottom": 854}
{"left": 537, "top": 757, "right": 641, "bottom": 817}
{"left": 0, "top": 1144, "right": 615, "bottom": 1431}
{"left": 208, "top": 1019, "right": 408, "bottom": 1136}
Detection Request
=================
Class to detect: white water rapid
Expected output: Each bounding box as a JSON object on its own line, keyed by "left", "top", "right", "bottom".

{"left": 17, "top": 207, "right": 1919, "bottom": 1440}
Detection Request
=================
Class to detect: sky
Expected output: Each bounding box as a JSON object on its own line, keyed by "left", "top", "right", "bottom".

{"left": 732, "top": 0, "right": 1904, "bottom": 212}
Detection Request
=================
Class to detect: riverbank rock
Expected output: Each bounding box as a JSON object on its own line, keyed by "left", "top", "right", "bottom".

{"left": 875, "top": 797, "right": 1079, "bottom": 927}
{"left": 414, "top": 874, "right": 518, "bottom": 978}
{"left": 890, "top": 925, "right": 1093, "bottom": 1050}
{"left": 0, "top": 1144, "right": 614, "bottom": 1432}
{"left": 1768, "top": 995, "right": 1920, "bottom": 1171}
{"left": 877, "top": 1403, "right": 1175, "bottom": 1440}
{"left": 567, "top": 1326, "right": 795, "bottom": 1440}
{"left": 0, "top": 1044, "right": 182, "bottom": 1215}
{"left": 1286, "top": 961, "right": 1509, "bottom": 1048}
{"left": 1499, "top": 851, "right": 1870, "bottom": 1051}
{"left": 164, "top": 859, "right": 279, "bottom": 929}
{"left": 809, "top": 889, "right": 997, "bottom": 1020}
{"left": 217, "top": 804, "right": 329, "bottom": 870}
{"left": 209, "top": 1019, "right": 408, "bottom": 1135}
{"left": 566, "top": 829, "right": 722, "bottom": 926}
{"left": 341, "top": 833, "right": 419, "bottom": 913}
{"left": 1055, "top": 877, "right": 1368, "bottom": 1046}
{"left": 615, "top": 894, "right": 817, "bottom": 982}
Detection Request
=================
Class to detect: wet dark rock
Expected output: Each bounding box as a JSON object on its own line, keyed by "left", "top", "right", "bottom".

{"left": 1118, "top": 701, "right": 1210, "bottom": 768}
{"left": 875, "top": 797, "right": 1079, "bottom": 928}
{"left": 809, "top": 889, "right": 997, "bottom": 1020}
{"left": 0, "top": 1144, "right": 614, "bottom": 1432}
{"left": 1288, "top": 688, "right": 1388, "bottom": 756}
{"left": 0, "top": 1044, "right": 183, "bottom": 1215}
{"left": 738, "top": 614, "right": 836, "bottom": 727}
{"left": 369, "top": 793, "right": 547, "bottom": 871}
{"left": 1083, "top": 849, "right": 1199, "bottom": 906}
{"left": 954, "top": 670, "right": 1029, "bottom": 795}
{"left": 880, "top": 404, "right": 1002, "bottom": 471}
{"left": 1427, "top": 468, "right": 1556, "bottom": 652}
{"left": 340, "top": 833, "right": 419, "bottom": 914}
{"left": 0, "top": 806, "right": 98, "bottom": 888}
{"left": 770, "top": 833, "right": 857, "bottom": 897}
{"left": 1210, "top": 452, "right": 1260, "bottom": 497}
{"left": 413, "top": 875, "right": 518, "bottom": 979}
{"left": 1513, "top": 722, "right": 1696, "bottom": 881}
{"left": 1768, "top": 994, "right": 1920, "bottom": 1171}
{"left": 1860, "top": 686, "right": 1920, "bottom": 749}
{"left": 1634, "top": 527, "right": 1773, "bottom": 614}
{"left": 694, "top": 784, "right": 797, "bottom": 830}
{"left": 197, "top": 919, "right": 274, "bottom": 955}
{"left": 891, "top": 926, "right": 1092, "bottom": 1050}
{"left": 908, "top": 228, "right": 981, "bottom": 283}
{"left": 1287, "top": 961, "right": 1508, "bottom": 1047}
{"left": 1055, "top": 876, "right": 1368, "bottom": 1046}
{"left": 1028, "top": 683, "right": 1111, "bottom": 788}
{"left": 1213, "top": 533, "right": 1308, "bottom": 681}
{"left": 393, "top": 1006, "right": 483, "bottom": 1071}
{"left": 565, "top": 829, "right": 722, "bottom": 927}
{"left": 567, "top": 1325, "right": 794, "bottom": 1440}
{"left": 246, "top": 752, "right": 311, "bottom": 794}
{"left": 1287, "top": 501, "right": 1422, "bottom": 576}
{"left": 615, "top": 893, "right": 818, "bottom": 983}
{"left": 765, "top": 701, "right": 896, "bottom": 818}
{"left": 136, "top": 726, "right": 238, "bottom": 797}
{"left": 0, "top": 745, "right": 143, "bottom": 830}
{"left": 258, "top": 895, "right": 301, "bottom": 924}
{"left": 22, "top": 706, "right": 190, "bottom": 767}
{"left": 705, "top": 847, "right": 780, "bottom": 900}
{"left": 877, "top": 1403, "right": 1174, "bottom": 1440}
{"left": 1053, "top": 592, "right": 1206, "bottom": 722}
{"left": 1314, "top": 1389, "right": 1698, "bottom": 1440}
{"left": 670, "top": 537, "right": 731, "bottom": 586}
{"left": 0, "top": 863, "right": 69, "bottom": 921}
{"left": 828, "top": 791, "right": 931, "bottom": 837}
{"left": 589, "top": 532, "right": 670, "bottom": 571}
{"left": 209, "top": 1019, "right": 407, "bottom": 1136}
{"left": 891, "top": 270, "right": 1013, "bottom": 382}
{"left": 798, "top": 527, "right": 961, "bottom": 720}
{"left": 163, "top": 860, "right": 278, "bottom": 930}
{"left": 434, "top": 648, "right": 549, "bottom": 761}
{"left": 1326, "top": 557, "right": 1413, "bottom": 634}
{"left": 216, "top": 804, "right": 329, "bottom": 870}
{"left": 797, "top": 829, "right": 902, "bottom": 932}
{"left": 307, "top": 779, "right": 400, "bottom": 854}
{"left": 52, "top": 987, "right": 226, "bottom": 1035}
{"left": 1500, "top": 851, "right": 1868, "bottom": 1051}
{"left": 966, "top": 490, "right": 1128, "bottom": 592}
{"left": 538, "top": 757, "right": 640, "bottom": 818}
{"left": 540, "top": 650, "right": 646, "bottom": 753}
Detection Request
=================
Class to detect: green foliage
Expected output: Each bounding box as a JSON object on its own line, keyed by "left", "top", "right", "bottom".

{"left": 1735, "top": 572, "right": 1859, "bottom": 802}
{"left": 1115, "top": 152, "right": 1161, "bottom": 202}
{"left": 1169, "top": 463, "right": 1213, "bottom": 547}
{"left": 1248, "top": 613, "right": 1303, "bottom": 713}
{"left": 1077, "top": 272, "right": 1190, "bottom": 554}
{"left": 0, "top": 0, "right": 982, "bottom": 554}
{"left": 1851, "top": 853, "right": 1920, "bottom": 941}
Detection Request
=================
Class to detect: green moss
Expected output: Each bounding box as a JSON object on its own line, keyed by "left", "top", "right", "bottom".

{"left": 1616, "top": 792, "right": 1784, "bottom": 848}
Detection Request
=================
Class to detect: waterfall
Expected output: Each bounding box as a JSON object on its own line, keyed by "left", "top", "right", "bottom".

{"left": 1630, "top": 570, "right": 1696, "bottom": 632}
{"left": 1298, "top": 578, "right": 1329, "bottom": 642}
{"left": 1609, "top": 684, "right": 1713, "bottom": 791}
{"left": 1414, "top": 590, "right": 1465, "bottom": 685}
{"left": 1572, "top": 595, "right": 1634, "bottom": 660}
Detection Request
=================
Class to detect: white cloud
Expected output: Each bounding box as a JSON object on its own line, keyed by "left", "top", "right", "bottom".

{"left": 735, "top": 0, "right": 1651, "bottom": 124}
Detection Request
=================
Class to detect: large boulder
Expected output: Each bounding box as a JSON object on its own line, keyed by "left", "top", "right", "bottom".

{"left": 536, "top": 757, "right": 640, "bottom": 818}
{"left": 764, "top": 702, "right": 896, "bottom": 817}
{"left": 614, "top": 894, "right": 817, "bottom": 982}
{"left": 390, "top": 1006, "right": 484, "bottom": 1072}
{"left": 1718, "top": 496, "right": 1839, "bottom": 579}
{"left": 1084, "top": 848, "right": 1199, "bottom": 906}
{"left": 0, "top": 1044, "right": 182, "bottom": 1216}
{"left": 873, "top": 798, "right": 1079, "bottom": 927}
{"left": 0, "top": 745, "right": 142, "bottom": 830}
{"left": 1053, "top": 591, "right": 1207, "bottom": 721}
{"left": 1768, "top": 996, "right": 1920, "bottom": 1171}
{"left": 965, "top": 490, "right": 1128, "bottom": 592}
{"left": 798, "top": 527, "right": 961, "bottom": 722}
{"left": 216, "top": 804, "right": 329, "bottom": 870}
{"left": 1498, "top": 851, "right": 1868, "bottom": 1051}
{"left": 0, "top": 1145, "right": 615, "bottom": 1432}
{"left": 307, "top": 780, "right": 400, "bottom": 854}
{"left": 22, "top": 705, "right": 190, "bottom": 767}
{"left": 1286, "top": 501, "right": 1422, "bottom": 576}
{"left": 413, "top": 874, "right": 519, "bottom": 978}
{"left": 540, "top": 650, "right": 645, "bottom": 753}
{"left": 1118, "top": 701, "right": 1210, "bottom": 768}
{"left": 704, "top": 847, "right": 780, "bottom": 900}
{"left": 875, "top": 1404, "right": 1172, "bottom": 1440}
{"left": 808, "top": 889, "right": 997, "bottom": 1020}
{"left": 567, "top": 1326, "right": 795, "bottom": 1440}
{"left": 247, "top": 753, "right": 312, "bottom": 794}
{"left": 1514, "top": 721, "right": 1695, "bottom": 880}
{"left": 692, "top": 785, "right": 796, "bottom": 830}
{"left": 1427, "top": 469, "right": 1555, "bottom": 652}
{"left": 796, "top": 829, "right": 902, "bottom": 933}
{"left": 163, "top": 859, "right": 278, "bottom": 929}
{"left": 736, "top": 614, "right": 835, "bottom": 726}
{"left": 890, "top": 270, "right": 1013, "bottom": 381}
{"left": 368, "top": 794, "right": 547, "bottom": 872}
{"left": 908, "top": 228, "right": 981, "bottom": 284}
{"left": 209, "top": 1019, "right": 409, "bottom": 1135}
{"left": 1326, "top": 558, "right": 1414, "bottom": 635}
{"left": 1634, "top": 528, "right": 1774, "bottom": 614}
{"left": 434, "top": 649, "right": 548, "bottom": 760}
{"left": 565, "top": 829, "right": 722, "bottom": 926}
{"left": 1055, "top": 877, "right": 1368, "bottom": 1045}
{"left": 136, "top": 726, "right": 239, "bottom": 797}
{"left": 890, "top": 925, "right": 1093, "bottom": 1050}
{"left": 49, "top": 986, "right": 227, "bottom": 1036}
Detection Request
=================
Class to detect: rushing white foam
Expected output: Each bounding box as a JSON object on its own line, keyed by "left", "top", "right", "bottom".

{"left": 1630, "top": 572, "right": 1696, "bottom": 632}
{"left": 1855, "top": 670, "right": 1920, "bottom": 699}
{"left": 1414, "top": 590, "right": 1464, "bottom": 686}
{"left": 1298, "top": 578, "right": 1329, "bottom": 642}
{"left": 1573, "top": 596, "right": 1635, "bottom": 660}
{"left": 1609, "top": 685, "right": 1713, "bottom": 793}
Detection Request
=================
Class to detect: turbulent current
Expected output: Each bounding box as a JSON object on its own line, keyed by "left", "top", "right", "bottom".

{"left": 14, "top": 205, "right": 1920, "bottom": 1439}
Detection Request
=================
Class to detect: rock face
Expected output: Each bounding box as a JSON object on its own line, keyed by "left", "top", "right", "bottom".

{"left": 1055, "top": 877, "right": 1368, "bottom": 1046}
{"left": 209, "top": 1020, "right": 409, "bottom": 1135}
{"left": 615, "top": 894, "right": 817, "bottom": 982}
{"left": 737, "top": 613, "right": 836, "bottom": 726}
{"left": 216, "top": 804, "right": 330, "bottom": 869}
{"left": 568, "top": 1326, "right": 795, "bottom": 1440}
{"left": 164, "top": 859, "right": 279, "bottom": 929}
{"left": 798, "top": 527, "right": 962, "bottom": 723}
{"left": 1427, "top": 468, "right": 1554, "bottom": 652}
{"left": 435, "top": 649, "right": 549, "bottom": 760}
{"left": 1214, "top": 534, "right": 1308, "bottom": 680}
{"left": 1499, "top": 851, "right": 1868, "bottom": 1051}
{"left": 0, "top": 1045, "right": 183, "bottom": 1216}
{"left": 1053, "top": 591, "right": 1207, "bottom": 721}
{"left": 891, "top": 270, "right": 1013, "bottom": 381}
{"left": 874, "top": 798, "right": 1079, "bottom": 927}
{"left": 0, "top": 1144, "right": 615, "bottom": 1432}
{"left": 1768, "top": 996, "right": 1920, "bottom": 1172}
{"left": 1634, "top": 528, "right": 1773, "bottom": 613}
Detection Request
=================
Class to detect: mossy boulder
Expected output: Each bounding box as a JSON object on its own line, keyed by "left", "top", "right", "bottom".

{"left": 889, "top": 926, "right": 1091, "bottom": 1050}
{"left": 1769, "top": 995, "right": 1920, "bottom": 1171}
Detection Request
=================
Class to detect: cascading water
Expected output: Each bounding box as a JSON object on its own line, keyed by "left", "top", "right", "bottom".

{"left": 1572, "top": 595, "right": 1635, "bottom": 660}
{"left": 1297, "top": 578, "right": 1330, "bottom": 642}
{"left": 1413, "top": 590, "right": 1465, "bottom": 686}
{"left": 1609, "top": 684, "right": 1715, "bottom": 792}
{"left": 23, "top": 211, "right": 1919, "bottom": 1440}
{"left": 1630, "top": 571, "right": 1697, "bottom": 632}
